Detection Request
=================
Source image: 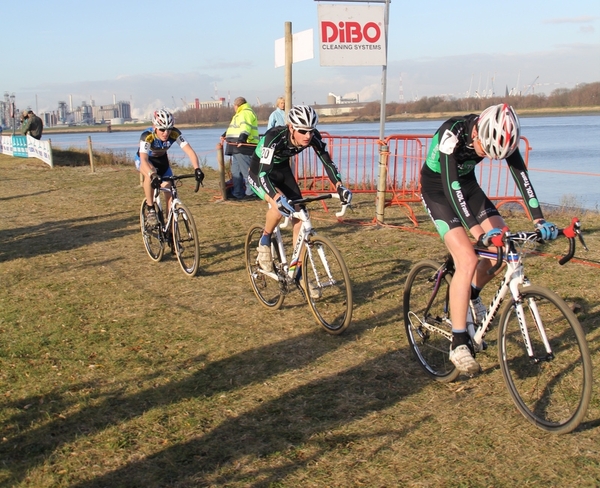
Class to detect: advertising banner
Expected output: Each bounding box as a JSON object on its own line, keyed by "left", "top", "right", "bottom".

{"left": 1, "top": 135, "right": 13, "bottom": 156}
{"left": 12, "top": 135, "right": 28, "bottom": 158}
{"left": 317, "top": 3, "right": 386, "bottom": 66}
{"left": 0, "top": 135, "right": 53, "bottom": 167}
{"left": 27, "top": 135, "right": 53, "bottom": 167}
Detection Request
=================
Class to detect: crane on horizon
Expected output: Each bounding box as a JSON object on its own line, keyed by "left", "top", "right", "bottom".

{"left": 523, "top": 76, "right": 540, "bottom": 96}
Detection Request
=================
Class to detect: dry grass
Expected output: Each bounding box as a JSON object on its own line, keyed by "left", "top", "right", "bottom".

{"left": 1, "top": 152, "right": 599, "bottom": 487}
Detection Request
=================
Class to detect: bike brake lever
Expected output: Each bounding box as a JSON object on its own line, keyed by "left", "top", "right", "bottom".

{"left": 335, "top": 203, "right": 351, "bottom": 218}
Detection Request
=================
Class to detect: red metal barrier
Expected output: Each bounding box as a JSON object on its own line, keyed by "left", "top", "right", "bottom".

{"left": 293, "top": 132, "right": 532, "bottom": 224}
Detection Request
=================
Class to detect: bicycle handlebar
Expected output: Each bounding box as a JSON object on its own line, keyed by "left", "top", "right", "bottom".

{"left": 477, "top": 217, "right": 588, "bottom": 275}
{"left": 159, "top": 173, "right": 203, "bottom": 193}
{"left": 288, "top": 193, "right": 350, "bottom": 218}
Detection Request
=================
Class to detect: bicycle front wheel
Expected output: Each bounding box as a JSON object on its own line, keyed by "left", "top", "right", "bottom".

{"left": 302, "top": 235, "right": 352, "bottom": 335}
{"left": 245, "top": 225, "right": 285, "bottom": 310}
{"left": 403, "top": 260, "right": 459, "bottom": 382}
{"left": 498, "top": 284, "right": 593, "bottom": 434}
{"left": 140, "top": 200, "right": 165, "bottom": 262}
{"left": 172, "top": 202, "right": 200, "bottom": 277}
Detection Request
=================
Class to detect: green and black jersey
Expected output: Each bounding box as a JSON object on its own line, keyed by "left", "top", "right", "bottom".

{"left": 422, "top": 114, "right": 544, "bottom": 229}
{"left": 249, "top": 126, "right": 342, "bottom": 199}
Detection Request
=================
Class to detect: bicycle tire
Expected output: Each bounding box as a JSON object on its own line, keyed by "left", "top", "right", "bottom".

{"left": 403, "top": 260, "right": 459, "bottom": 382}
{"left": 172, "top": 202, "right": 200, "bottom": 277}
{"left": 498, "top": 284, "right": 593, "bottom": 433}
{"left": 244, "top": 225, "right": 285, "bottom": 310}
{"left": 302, "top": 235, "right": 353, "bottom": 334}
{"left": 140, "top": 200, "right": 165, "bottom": 262}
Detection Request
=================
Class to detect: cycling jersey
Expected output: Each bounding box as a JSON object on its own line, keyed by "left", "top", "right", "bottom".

{"left": 421, "top": 114, "right": 544, "bottom": 231}
{"left": 248, "top": 126, "right": 342, "bottom": 200}
{"left": 135, "top": 127, "right": 189, "bottom": 175}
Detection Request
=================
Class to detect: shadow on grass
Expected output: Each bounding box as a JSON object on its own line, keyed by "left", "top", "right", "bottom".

{"left": 0, "top": 189, "right": 59, "bottom": 202}
{"left": 0, "top": 212, "right": 138, "bottom": 263}
{"left": 0, "top": 327, "right": 428, "bottom": 487}
{"left": 72, "top": 349, "right": 428, "bottom": 487}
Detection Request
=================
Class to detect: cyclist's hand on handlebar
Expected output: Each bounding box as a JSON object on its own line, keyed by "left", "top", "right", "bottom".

{"left": 150, "top": 173, "right": 161, "bottom": 190}
{"left": 195, "top": 168, "right": 205, "bottom": 185}
{"left": 275, "top": 195, "right": 294, "bottom": 217}
{"left": 480, "top": 228, "right": 504, "bottom": 247}
{"left": 535, "top": 219, "right": 559, "bottom": 241}
{"left": 337, "top": 185, "right": 352, "bottom": 205}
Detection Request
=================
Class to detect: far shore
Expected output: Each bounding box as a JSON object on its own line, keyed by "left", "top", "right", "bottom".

{"left": 41, "top": 105, "right": 600, "bottom": 135}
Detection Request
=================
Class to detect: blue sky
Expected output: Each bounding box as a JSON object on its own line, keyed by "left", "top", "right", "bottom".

{"left": 5, "top": 0, "right": 599, "bottom": 119}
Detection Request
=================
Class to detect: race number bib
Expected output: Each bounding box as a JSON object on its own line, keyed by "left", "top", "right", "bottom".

{"left": 260, "top": 146, "right": 275, "bottom": 166}
{"left": 439, "top": 129, "right": 458, "bottom": 155}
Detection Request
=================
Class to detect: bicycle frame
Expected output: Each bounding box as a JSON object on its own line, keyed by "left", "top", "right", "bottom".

{"left": 260, "top": 193, "right": 347, "bottom": 285}
{"left": 154, "top": 185, "right": 181, "bottom": 235}
{"left": 446, "top": 219, "right": 586, "bottom": 359}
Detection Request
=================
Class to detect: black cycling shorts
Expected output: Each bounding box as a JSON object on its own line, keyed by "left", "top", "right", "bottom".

{"left": 420, "top": 165, "right": 500, "bottom": 239}
{"left": 251, "top": 163, "right": 303, "bottom": 202}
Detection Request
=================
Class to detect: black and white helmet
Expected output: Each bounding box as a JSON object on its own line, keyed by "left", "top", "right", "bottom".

{"left": 287, "top": 105, "right": 318, "bottom": 131}
{"left": 152, "top": 109, "right": 174, "bottom": 129}
{"left": 476, "top": 103, "right": 521, "bottom": 159}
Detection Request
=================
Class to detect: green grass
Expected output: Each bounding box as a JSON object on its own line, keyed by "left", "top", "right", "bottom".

{"left": 1, "top": 152, "right": 599, "bottom": 487}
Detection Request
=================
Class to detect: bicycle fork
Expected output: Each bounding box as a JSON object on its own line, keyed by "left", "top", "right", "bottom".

{"left": 509, "top": 280, "right": 555, "bottom": 363}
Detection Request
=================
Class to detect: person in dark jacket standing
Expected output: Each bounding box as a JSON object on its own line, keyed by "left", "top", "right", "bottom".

{"left": 21, "top": 110, "right": 44, "bottom": 140}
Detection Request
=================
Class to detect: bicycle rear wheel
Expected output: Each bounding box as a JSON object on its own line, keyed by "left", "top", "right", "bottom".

{"left": 302, "top": 235, "right": 352, "bottom": 334}
{"left": 140, "top": 200, "right": 165, "bottom": 262}
{"left": 498, "top": 284, "right": 592, "bottom": 434}
{"left": 245, "top": 225, "right": 285, "bottom": 309}
{"left": 172, "top": 202, "right": 200, "bottom": 277}
{"left": 403, "top": 260, "right": 459, "bottom": 382}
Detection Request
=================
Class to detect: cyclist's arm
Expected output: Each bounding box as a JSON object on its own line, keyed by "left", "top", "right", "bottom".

{"left": 138, "top": 138, "right": 157, "bottom": 177}
{"left": 505, "top": 148, "right": 544, "bottom": 222}
{"left": 310, "top": 131, "right": 343, "bottom": 187}
{"left": 181, "top": 143, "right": 200, "bottom": 170}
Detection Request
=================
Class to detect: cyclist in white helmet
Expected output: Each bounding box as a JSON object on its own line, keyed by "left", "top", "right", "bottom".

{"left": 248, "top": 104, "right": 352, "bottom": 273}
{"left": 420, "top": 103, "right": 558, "bottom": 375}
{"left": 135, "top": 109, "right": 204, "bottom": 226}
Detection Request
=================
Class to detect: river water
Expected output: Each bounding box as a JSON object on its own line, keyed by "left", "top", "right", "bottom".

{"left": 46, "top": 115, "right": 600, "bottom": 209}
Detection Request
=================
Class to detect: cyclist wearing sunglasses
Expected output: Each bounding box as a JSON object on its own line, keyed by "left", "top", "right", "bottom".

{"left": 248, "top": 104, "right": 352, "bottom": 272}
{"left": 135, "top": 109, "right": 204, "bottom": 226}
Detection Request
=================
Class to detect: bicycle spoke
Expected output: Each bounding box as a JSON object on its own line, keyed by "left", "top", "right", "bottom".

{"left": 498, "top": 284, "right": 592, "bottom": 433}
{"left": 172, "top": 203, "right": 200, "bottom": 277}
{"left": 245, "top": 225, "right": 285, "bottom": 309}
{"left": 303, "top": 235, "right": 352, "bottom": 334}
{"left": 140, "top": 200, "right": 164, "bottom": 262}
{"left": 403, "top": 260, "right": 459, "bottom": 382}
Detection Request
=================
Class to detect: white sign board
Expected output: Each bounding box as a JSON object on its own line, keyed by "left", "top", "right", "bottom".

{"left": 317, "top": 3, "right": 386, "bottom": 66}
{"left": 274, "top": 29, "right": 314, "bottom": 68}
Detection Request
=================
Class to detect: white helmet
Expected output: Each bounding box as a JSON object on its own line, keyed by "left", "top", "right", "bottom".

{"left": 476, "top": 104, "right": 521, "bottom": 159}
{"left": 287, "top": 105, "right": 318, "bottom": 131}
{"left": 153, "top": 109, "right": 174, "bottom": 129}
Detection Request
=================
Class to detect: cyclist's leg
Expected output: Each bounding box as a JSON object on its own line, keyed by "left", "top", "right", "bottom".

{"left": 466, "top": 188, "right": 506, "bottom": 290}
{"left": 421, "top": 183, "right": 480, "bottom": 373}
{"left": 160, "top": 166, "right": 174, "bottom": 214}
{"left": 136, "top": 156, "right": 156, "bottom": 208}
{"left": 275, "top": 166, "right": 303, "bottom": 243}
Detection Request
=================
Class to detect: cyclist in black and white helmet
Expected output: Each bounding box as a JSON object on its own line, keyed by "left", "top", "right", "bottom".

{"left": 420, "top": 103, "right": 558, "bottom": 375}
{"left": 248, "top": 104, "right": 352, "bottom": 275}
{"left": 135, "top": 108, "right": 205, "bottom": 226}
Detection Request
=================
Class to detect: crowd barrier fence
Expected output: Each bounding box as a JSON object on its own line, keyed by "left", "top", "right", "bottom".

{"left": 293, "top": 133, "right": 532, "bottom": 225}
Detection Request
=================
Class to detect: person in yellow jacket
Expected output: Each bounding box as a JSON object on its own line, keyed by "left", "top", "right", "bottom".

{"left": 221, "top": 97, "right": 259, "bottom": 200}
